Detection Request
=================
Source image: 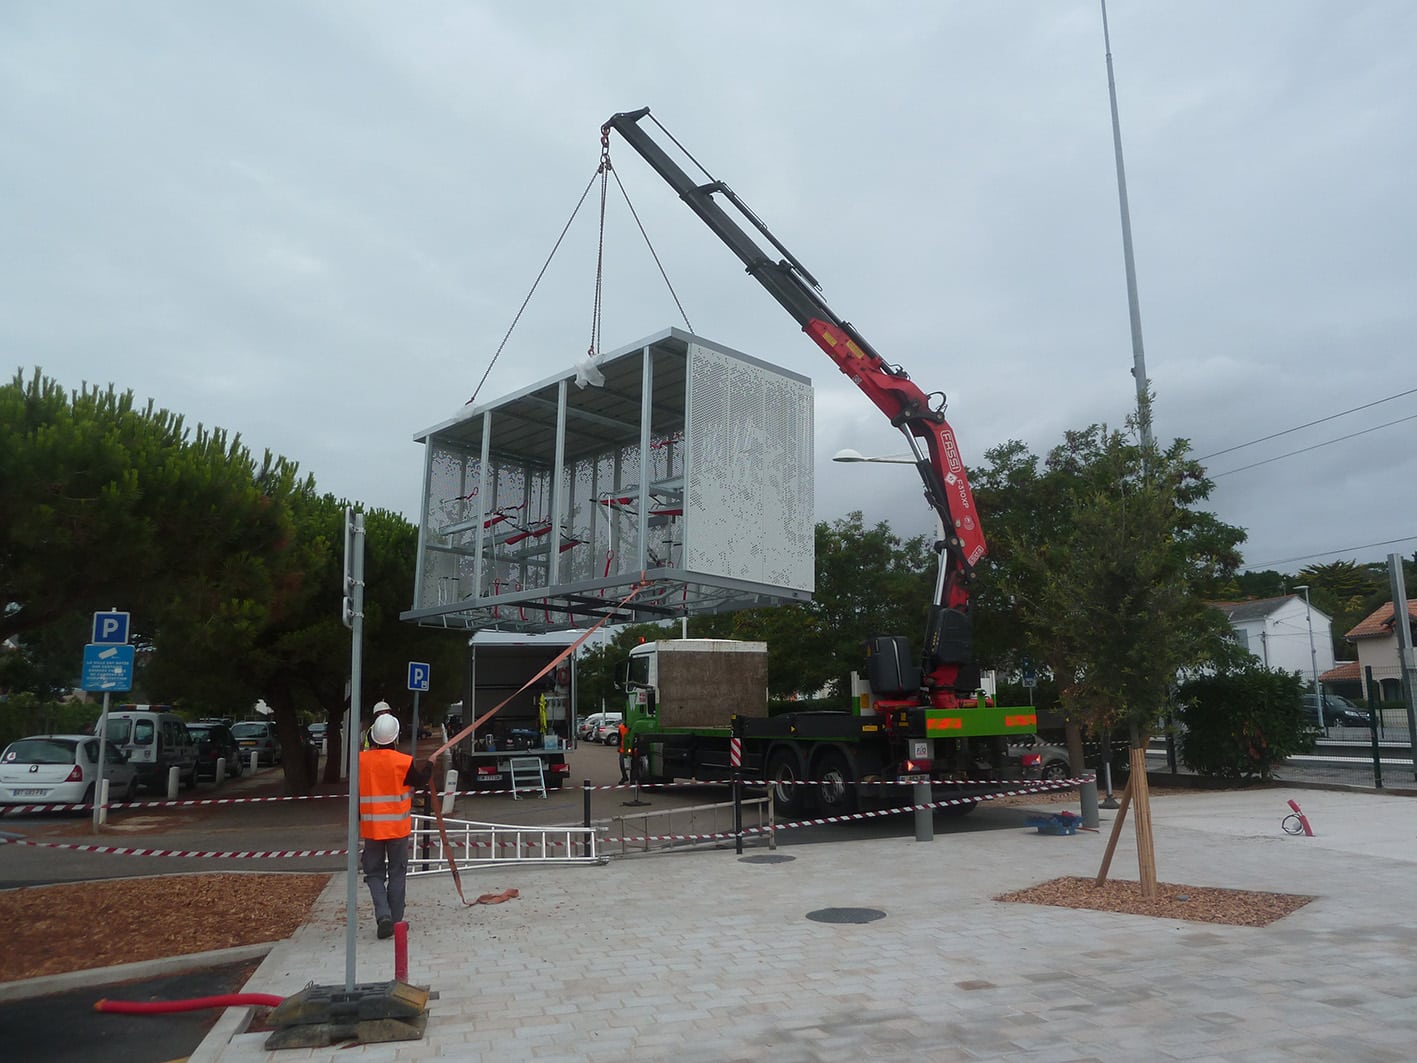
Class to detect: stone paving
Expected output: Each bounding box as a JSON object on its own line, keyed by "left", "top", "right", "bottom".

{"left": 191, "top": 787, "right": 1417, "bottom": 1062}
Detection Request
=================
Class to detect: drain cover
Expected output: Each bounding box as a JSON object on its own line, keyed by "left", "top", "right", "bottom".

{"left": 806, "top": 907, "right": 886, "bottom": 924}
{"left": 740, "top": 854, "right": 795, "bottom": 864}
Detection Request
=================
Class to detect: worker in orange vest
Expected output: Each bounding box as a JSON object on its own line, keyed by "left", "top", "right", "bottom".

{"left": 359, "top": 706, "right": 431, "bottom": 940}
{"left": 618, "top": 721, "right": 632, "bottom": 784}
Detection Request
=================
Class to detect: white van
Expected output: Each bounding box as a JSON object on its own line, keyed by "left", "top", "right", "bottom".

{"left": 577, "top": 712, "right": 622, "bottom": 741}
{"left": 105, "top": 706, "right": 198, "bottom": 792}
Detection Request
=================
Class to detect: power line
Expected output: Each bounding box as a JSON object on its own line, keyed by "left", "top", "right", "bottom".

{"left": 1196, "top": 386, "right": 1417, "bottom": 461}
{"left": 1250, "top": 535, "right": 1417, "bottom": 569}
{"left": 1210, "top": 412, "right": 1417, "bottom": 478}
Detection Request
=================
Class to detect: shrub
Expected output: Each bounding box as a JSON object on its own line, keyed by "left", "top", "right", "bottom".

{"left": 1175, "top": 666, "right": 1312, "bottom": 783}
{"left": 0, "top": 692, "right": 100, "bottom": 749}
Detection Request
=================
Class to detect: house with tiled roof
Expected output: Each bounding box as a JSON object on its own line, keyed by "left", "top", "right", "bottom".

{"left": 1211, "top": 595, "right": 1336, "bottom": 682}
{"left": 1343, "top": 599, "right": 1417, "bottom": 703}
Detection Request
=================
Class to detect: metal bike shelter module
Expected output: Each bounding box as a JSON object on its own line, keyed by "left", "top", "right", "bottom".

{"left": 403, "top": 327, "right": 815, "bottom": 634}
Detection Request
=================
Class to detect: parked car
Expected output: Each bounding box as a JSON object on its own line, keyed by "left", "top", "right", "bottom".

{"left": 105, "top": 707, "right": 198, "bottom": 792}
{"left": 0, "top": 734, "right": 138, "bottom": 806}
{"left": 187, "top": 722, "right": 244, "bottom": 781}
{"left": 580, "top": 712, "right": 621, "bottom": 741}
{"left": 595, "top": 719, "right": 622, "bottom": 746}
{"left": 1010, "top": 734, "right": 1073, "bottom": 781}
{"left": 230, "top": 720, "right": 283, "bottom": 766}
{"left": 307, "top": 722, "right": 328, "bottom": 747}
{"left": 1300, "top": 694, "right": 1371, "bottom": 730}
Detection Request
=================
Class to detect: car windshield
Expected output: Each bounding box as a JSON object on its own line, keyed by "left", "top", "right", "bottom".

{"left": 3, "top": 738, "right": 79, "bottom": 765}
{"left": 231, "top": 723, "right": 266, "bottom": 738}
{"left": 105, "top": 718, "right": 131, "bottom": 743}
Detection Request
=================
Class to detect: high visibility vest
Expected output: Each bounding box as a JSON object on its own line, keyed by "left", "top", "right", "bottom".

{"left": 618, "top": 723, "right": 631, "bottom": 755}
{"left": 359, "top": 747, "right": 414, "bottom": 840}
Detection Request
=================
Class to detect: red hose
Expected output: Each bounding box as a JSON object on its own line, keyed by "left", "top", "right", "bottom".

{"left": 94, "top": 992, "right": 284, "bottom": 1014}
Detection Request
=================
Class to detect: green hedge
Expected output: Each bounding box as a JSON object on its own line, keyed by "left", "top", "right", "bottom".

{"left": 1175, "top": 666, "right": 1312, "bottom": 783}
{"left": 0, "top": 693, "right": 104, "bottom": 750}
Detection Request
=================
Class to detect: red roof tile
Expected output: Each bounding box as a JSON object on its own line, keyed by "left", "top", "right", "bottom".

{"left": 1320, "top": 661, "right": 1361, "bottom": 683}
{"left": 1346, "top": 599, "right": 1417, "bottom": 640}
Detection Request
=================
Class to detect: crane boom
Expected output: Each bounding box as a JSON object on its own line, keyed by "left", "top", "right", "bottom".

{"left": 602, "top": 108, "right": 988, "bottom": 705}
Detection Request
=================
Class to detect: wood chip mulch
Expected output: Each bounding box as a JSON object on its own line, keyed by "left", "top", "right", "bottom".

{"left": 0, "top": 872, "right": 331, "bottom": 983}
{"left": 995, "top": 875, "right": 1314, "bottom": 927}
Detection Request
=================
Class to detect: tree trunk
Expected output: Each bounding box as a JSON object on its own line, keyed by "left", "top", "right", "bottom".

{"left": 323, "top": 704, "right": 347, "bottom": 784}
{"left": 1064, "top": 720, "right": 1086, "bottom": 777}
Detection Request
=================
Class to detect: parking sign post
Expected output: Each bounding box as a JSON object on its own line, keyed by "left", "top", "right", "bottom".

{"left": 85, "top": 609, "right": 132, "bottom": 833}
{"left": 407, "top": 663, "right": 430, "bottom": 758}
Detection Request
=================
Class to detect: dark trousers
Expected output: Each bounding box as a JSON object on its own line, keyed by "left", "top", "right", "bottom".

{"left": 361, "top": 835, "right": 410, "bottom": 923}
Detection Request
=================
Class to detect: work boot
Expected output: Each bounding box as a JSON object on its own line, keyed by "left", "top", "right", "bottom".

{"left": 377, "top": 918, "right": 394, "bottom": 940}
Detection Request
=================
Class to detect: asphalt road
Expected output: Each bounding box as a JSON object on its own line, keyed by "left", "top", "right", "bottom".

{"left": 0, "top": 959, "right": 258, "bottom": 1063}
{"left": 0, "top": 739, "right": 1032, "bottom": 888}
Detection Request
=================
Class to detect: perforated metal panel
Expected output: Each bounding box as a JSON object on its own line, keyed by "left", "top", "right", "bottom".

{"left": 403, "top": 328, "right": 814, "bottom": 633}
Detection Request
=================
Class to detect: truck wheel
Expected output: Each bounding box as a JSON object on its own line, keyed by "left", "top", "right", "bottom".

{"left": 813, "top": 748, "right": 858, "bottom": 815}
{"left": 766, "top": 748, "right": 807, "bottom": 817}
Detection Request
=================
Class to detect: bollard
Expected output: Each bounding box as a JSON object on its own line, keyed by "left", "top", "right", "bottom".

{"left": 1100, "top": 762, "right": 1119, "bottom": 809}
{"left": 913, "top": 780, "right": 933, "bottom": 842}
{"left": 582, "top": 779, "right": 592, "bottom": 859}
{"left": 733, "top": 772, "right": 743, "bottom": 855}
{"left": 393, "top": 921, "right": 408, "bottom": 983}
{"left": 441, "top": 769, "right": 459, "bottom": 815}
{"left": 1079, "top": 776, "right": 1100, "bottom": 829}
{"left": 167, "top": 765, "right": 180, "bottom": 801}
{"left": 768, "top": 787, "right": 777, "bottom": 851}
{"left": 214, "top": 757, "right": 226, "bottom": 788}
{"left": 249, "top": 751, "right": 259, "bottom": 775}
{"left": 97, "top": 778, "right": 110, "bottom": 827}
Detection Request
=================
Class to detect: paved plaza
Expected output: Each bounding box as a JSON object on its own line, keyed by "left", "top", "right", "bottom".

{"left": 156, "top": 786, "right": 1416, "bottom": 1061}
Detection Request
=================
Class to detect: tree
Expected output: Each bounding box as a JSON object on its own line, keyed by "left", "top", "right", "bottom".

{"left": 974, "top": 414, "right": 1244, "bottom": 897}
{"left": 693, "top": 513, "right": 933, "bottom": 700}
{"left": 977, "top": 420, "right": 1243, "bottom": 744}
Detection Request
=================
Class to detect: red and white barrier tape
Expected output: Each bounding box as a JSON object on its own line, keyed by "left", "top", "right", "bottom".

{"left": 0, "top": 836, "right": 347, "bottom": 859}
{"left": 0, "top": 776, "right": 1089, "bottom": 815}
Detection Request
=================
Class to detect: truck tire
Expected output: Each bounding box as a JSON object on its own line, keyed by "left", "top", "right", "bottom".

{"left": 812, "top": 748, "right": 858, "bottom": 815}
{"left": 766, "top": 747, "right": 807, "bottom": 817}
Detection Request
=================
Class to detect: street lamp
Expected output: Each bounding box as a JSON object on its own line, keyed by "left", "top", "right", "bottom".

{"left": 1294, "top": 585, "right": 1323, "bottom": 729}
{"left": 831, "top": 448, "right": 915, "bottom": 464}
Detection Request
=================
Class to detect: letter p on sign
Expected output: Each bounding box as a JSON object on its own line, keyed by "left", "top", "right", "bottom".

{"left": 92, "top": 611, "right": 130, "bottom": 645}
{"left": 407, "top": 662, "right": 431, "bottom": 692}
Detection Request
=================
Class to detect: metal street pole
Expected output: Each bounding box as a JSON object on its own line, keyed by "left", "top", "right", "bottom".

{"left": 1100, "top": 0, "right": 1151, "bottom": 448}
{"left": 1295, "top": 585, "right": 1323, "bottom": 729}
{"left": 342, "top": 508, "right": 366, "bottom": 992}
{"left": 1386, "top": 554, "right": 1417, "bottom": 780}
{"left": 92, "top": 691, "right": 111, "bottom": 832}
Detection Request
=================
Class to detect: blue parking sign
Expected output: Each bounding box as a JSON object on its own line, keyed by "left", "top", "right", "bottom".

{"left": 92, "top": 611, "right": 130, "bottom": 645}
{"left": 407, "top": 662, "right": 430, "bottom": 692}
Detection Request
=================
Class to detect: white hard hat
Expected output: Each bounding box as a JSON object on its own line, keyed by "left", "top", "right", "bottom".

{"left": 370, "top": 712, "right": 399, "bottom": 746}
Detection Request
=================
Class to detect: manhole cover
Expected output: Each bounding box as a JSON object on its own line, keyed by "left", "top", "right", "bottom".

{"left": 806, "top": 907, "right": 886, "bottom": 924}
{"left": 740, "top": 854, "right": 795, "bottom": 864}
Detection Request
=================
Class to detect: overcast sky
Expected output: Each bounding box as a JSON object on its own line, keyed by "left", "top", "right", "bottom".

{"left": 4, "top": 1, "right": 1414, "bottom": 578}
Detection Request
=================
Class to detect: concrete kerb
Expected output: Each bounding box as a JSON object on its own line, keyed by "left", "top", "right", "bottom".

{"left": 0, "top": 940, "right": 280, "bottom": 1004}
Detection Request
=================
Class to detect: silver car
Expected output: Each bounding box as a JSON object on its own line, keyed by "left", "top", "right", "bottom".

{"left": 0, "top": 734, "right": 138, "bottom": 806}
